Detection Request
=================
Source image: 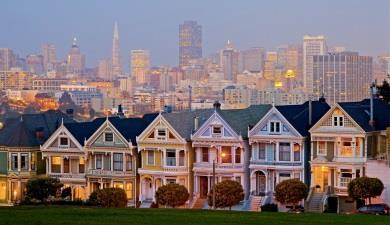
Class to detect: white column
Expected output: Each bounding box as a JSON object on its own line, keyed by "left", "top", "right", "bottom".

{"left": 231, "top": 146, "right": 235, "bottom": 164}
{"left": 61, "top": 157, "right": 64, "bottom": 174}
{"left": 194, "top": 175, "right": 198, "bottom": 193}
{"left": 352, "top": 137, "right": 356, "bottom": 157}
{"left": 48, "top": 156, "right": 52, "bottom": 173}
{"left": 290, "top": 142, "right": 294, "bottom": 162}
{"left": 111, "top": 152, "right": 114, "bottom": 172}
{"left": 176, "top": 149, "right": 179, "bottom": 167}
{"left": 17, "top": 153, "right": 21, "bottom": 172}
{"left": 275, "top": 142, "right": 279, "bottom": 161}
{"left": 28, "top": 152, "right": 31, "bottom": 172}
{"left": 240, "top": 148, "right": 244, "bottom": 164}
{"left": 123, "top": 153, "right": 125, "bottom": 172}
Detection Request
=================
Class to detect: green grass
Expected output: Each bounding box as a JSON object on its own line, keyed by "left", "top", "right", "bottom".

{"left": 0, "top": 206, "right": 388, "bottom": 225}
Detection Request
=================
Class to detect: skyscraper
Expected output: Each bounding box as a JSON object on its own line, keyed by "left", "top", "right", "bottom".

{"left": 97, "top": 59, "right": 112, "bottom": 80}
{"left": 131, "top": 50, "right": 150, "bottom": 85}
{"left": 179, "top": 21, "right": 202, "bottom": 68}
{"left": 42, "top": 44, "right": 56, "bottom": 72}
{"left": 221, "top": 40, "right": 239, "bottom": 81}
{"left": 239, "top": 47, "right": 265, "bottom": 72}
{"left": 312, "top": 52, "right": 372, "bottom": 104}
{"left": 303, "top": 35, "right": 327, "bottom": 92}
{"left": 0, "top": 48, "right": 14, "bottom": 71}
{"left": 67, "top": 38, "right": 85, "bottom": 76}
{"left": 26, "top": 54, "right": 44, "bottom": 74}
{"left": 111, "top": 22, "right": 122, "bottom": 77}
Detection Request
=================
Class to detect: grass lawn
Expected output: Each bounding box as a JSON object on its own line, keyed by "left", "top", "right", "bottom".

{"left": 0, "top": 206, "right": 388, "bottom": 225}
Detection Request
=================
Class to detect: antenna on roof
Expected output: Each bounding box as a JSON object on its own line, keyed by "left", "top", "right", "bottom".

{"left": 20, "top": 115, "right": 23, "bottom": 122}
{"left": 61, "top": 117, "right": 64, "bottom": 126}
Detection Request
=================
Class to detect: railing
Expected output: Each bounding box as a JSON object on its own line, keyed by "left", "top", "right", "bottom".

{"left": 49, "top": 173, "right": 85, "bottom": 179}
{"left": 339, "top": 177, "right": 352, "bottom": 188}
{"left": 87, "top": 169, "right": 134, "bottom": 176}
{"left": 334, "top": 187, "right": 348, "bottom": 195}
{"left": 193, "top": 162, "right": 243, "bottom": 169}
{"left": 250, "top": 160, "right": 302, "bottom": 167}
{"left": 162, "top": 166, "right": 188, "bottom": 172}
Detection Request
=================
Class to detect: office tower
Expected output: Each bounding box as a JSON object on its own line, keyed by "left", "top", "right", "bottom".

{"left": 111, "top": 22, "right": 122, "bottom": 77}
{"left": 67, "top": 38, "right": 85, "bottom": 76}
{"left": 179, "top": 21, "right": 202, "bottom": 68}
{"left": 312, "top": 52, "right": 372, "bottom": 104}
{"left": 303, "top": 35, "right": 327, "bottom": 91}
{"left": 239, "top": 47, "right": 265, "bottom": 72}
{"left": 0, "top": 48, "right": 14, "bottom": 71}
{"left": 221, "top": 40, "right": 239, "bottom": 81}
{"left": 276, "top": 45, "right": 288, "bottom": 69}
{"left": 26, "top": 54, "right": 44, "bottom": 74}
{"left": 97, "top": 59, "right": 112, "bottom": 80}
{"left": 374, "top": 55, "right": 390, "bottom": 81}
{"left": 285, "top": 45, "right": 303, "bottom": 85}
{"left": 131, "top": 50, "right": 150, "bottom": 85}
{"left": 263, "top": 51, "right": 278, "bottom": 80}
{"left": 42, "top": 44, "right": 56, "bottom": 72}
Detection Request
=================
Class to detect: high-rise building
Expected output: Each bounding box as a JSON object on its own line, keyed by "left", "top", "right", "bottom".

{"left": 97, "top": 59, "right": 112, "bottom": 80}
{"left": 303, "top": 35, "right": 327, "bottom": 91}
{"left": 179, "top": 21, "right": 202, "bottom": 68}
{"left": 374, "top": 55, "right": 390, "bottom": 82}
{"left": 42, "top": 44, "right": 56, "bottom": 72}
{"left": 131, "top": 50, "right": 150, "bottom": 85}
{"left": 0, "top": 48, "right": 14, "bottom": 71}
{"left": 66, "top": 38, "right": 85, "bottom": 76}
{"left": 26, "top": 54, "right": 44, "bottom": 74}
{"left": 312, "top": 52, "right": 372, "bottom": 104}
{"left": 263, "top": 51, "right": 278, "bottom": 80}
{"left": 239, "top": 47, "right": 265, "bottom": 72}
{"left": 221, "top": 40, "right": 239, "bottom": 81}
{"left": 111, "top": 22, "right": 122, "bottom": 77}
{"left": 285, "top": 45, "right": 303, "bottom": 85}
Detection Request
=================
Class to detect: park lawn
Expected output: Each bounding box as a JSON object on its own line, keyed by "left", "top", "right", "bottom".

{"left": 0, "top": 206, "right": 388, "bottom": 225}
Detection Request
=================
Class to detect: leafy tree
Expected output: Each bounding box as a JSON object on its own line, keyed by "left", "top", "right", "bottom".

{"left": 377, "top": 80, "right": 390, "bottom": 104}
{"left": 25, "top": 177, "right": 63, "bottom": 202}
{"left": 61, "top": 187, "right": 72, "bottom": 199}
{"left": 155, "top": 183, "right": 189, "bottom": 208}
{"left": 275, "top": 179, "right": 308, "bottom": 210}
{"left": 207, "top": 180, "right": 244, "bottom": 210}
{"left": 88, "top": 188, "right": 127, "bottom": 208}
{"left": 348, "top": 177, "right": 384, "bottom": 204}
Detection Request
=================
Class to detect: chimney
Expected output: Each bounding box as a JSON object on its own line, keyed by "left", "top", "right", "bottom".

{"left": 66, "top": 108, "right": 74, "bottom": 119}
{"left": 194, "top": 116, "right": 199, "bottom": 131}
{"left": 164, "top": 105, "right": 172, "bottom": 113}
{"left": 117, "top": 104, "right": 124, "bottom": 118}
{"left": 308, "top": 98, "right": 312, "bottom": 126}
{"left": 369, "top": 83, "right": 376, "bottom": 128}
{"left": 213, "top": 100, "right": 221, "bottom": 111}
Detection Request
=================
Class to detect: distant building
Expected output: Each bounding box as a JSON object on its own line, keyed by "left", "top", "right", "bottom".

{"left": 263, "top": 51, "right": 278, "bottom": 80}
{"left": 0, "top": 70, "right": 33, "bottom": 90}
{"left": 179, "top": 21, "right": 202, "bottom": 68}
{"left": 26, "top": 54, "right": 44, "bottom": 75}
{"left": 0, "top": 48, "right": 14, "bottom": 71}
{"left": 131, "top": 50, "right": 150, "bottom": 85}
{"left": 42, "top": 44, "right": 57, "bottom": 72}
{"left": 60, "top": 84, "right": 97, "bottom": 92}
{"left": 66, "top": 38, "right": 85, "bottom": 76}
{"left": 239, "top": 47, "right": 265, "bottom": 72}
{"left": 303, "top": 35, "right": 327, "bottom": 92}
{"left": 111, "top": 22, "right": 122, "bottom": 77}
{"left": 97, "top": 59, "right": 112, "bottom": 80}
{"left": 32, "top": 77, "right": 69, "bottom": 92}
{"left": 221, "top": 40, "right": 239, "bottom": 81}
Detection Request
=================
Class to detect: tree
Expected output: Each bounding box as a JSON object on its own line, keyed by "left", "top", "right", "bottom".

{"left": 61, "top": 187, "right": 72, "bottom": 199}
{"left": 207, "top": 180, "right": 244, "bottom": 210}
{"left": 155, "top": 183, "right": 189, "bottom": 208}
{"left": 348, "top": 177, "right": 384, "bottom": 204}
{"left": 25, "top": 177, "right": 63, "bottom": 202}
{"left": 377, "top": 80, "right": 390, "bottom": 104}
{"left": 88, "top": 188, "right": 127, "bottom": 208}
{"left": 275, "top": 179, "right": 308, "bottom": 210}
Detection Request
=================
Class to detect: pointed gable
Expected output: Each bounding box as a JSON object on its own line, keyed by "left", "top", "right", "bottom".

{"left": 192, "top": 111, "right": 240, "bottom": 140}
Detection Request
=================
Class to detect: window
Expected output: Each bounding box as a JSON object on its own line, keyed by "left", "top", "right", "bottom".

{"left": 126, "top": 154, "right": 132, "bottom": 171}
{"left": 221, "top": 147, "right": 232, "bottom": 163}
{"left": 63, "top": 158, "right": 69, "bottom": 173}
{"left": 235, "top": 148, "right": 241, "bottom": 163}
{"left": 79, "top": 157, "right": 85, "bottom": 173}
{"left": 201, "top": 147, "right": 209, "bottom": 162}
{"left": 156, "top": 128, "right": 166, "bottom": 140}
{"left": 113, "top": 153, "right": 123, "bottom": 171}
{"left": 293, "top": 144, "right": 300, "bottom": 161}
{"left": 279, "top": 173, "right": 291, "bottom": 182}
{"left": 166, "top": 150, "right": 176, "bottom": 166}
{"left": 104, "top": 132, "right": 113, "bottom": 142}
{"left": 147, "top": 151, "right": 154, "bottom": 165}
{"left": 31, "top": 153, "right": 36, "bottom": 170}
{"left": 339, "top": 169, "right": 352, "bottom": 187}
{"left": 113, "top": 182, "right": 124, "bottom": 189}
{"left": 279, "top": 143, "right": 291, "bottom": 161}
{"left": 258, "top": 143, "right": 266, "bottom": 160}
{"left": 340, "top": 141, "right": 352, "bottom": 157}
{"left": 125, "top": 182, "right": 133, "bottom": 200}
{"left": 318, "top": 141, "right": 327, "bottom": 155}
{"left": 166, "top": 179, "right": 176, "bottom": 184}
{"left": 11, "top": 153, "right": 18, "bottom": 171}
{"left": 179, "top": 150, "right": 185, "bottom": 166}
{"left": 96, "top": 154, "right": 103, "bottom": 169}
{"left": 20, "top": 154, "right": 28, "bottom": 171}
{"left": 0, "top": 181, "right": 6, "bottom": 200}
{"left": 51, "top": 156, "right": 61, "bottom": 173}
{"left": 212, "top": 126, "right": 222, "bottom": 135}
{"left": 59, "top": 137, "right": 69, "bottom": 147}
{"left": 333, "top": 116, "right": 344, "bottom": 127}
{"left": 269, "top": 121, "right": 281, "bottom": 134}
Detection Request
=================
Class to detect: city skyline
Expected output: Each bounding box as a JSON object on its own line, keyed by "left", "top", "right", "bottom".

{"left": 1, "top": 0, "right": 389, "bottom": 68}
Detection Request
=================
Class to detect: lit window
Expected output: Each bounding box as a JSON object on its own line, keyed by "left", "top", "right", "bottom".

{"left": 293, "top": 144, "right": 300, "bottom": 161}
{"left": 79, "top": 157, "right": 85, "bottom": 173}
{"left": 104, "top": 133, "right": 114, "bottom": 142}
{"left": 0, "top": 181, "right": 6, "bottom": 200}
{"left": 221, "top": 147, "right": 232, "bottom": 163}
{"left": 340, "top": 141, "right": 352, "bottom": 157}
{"left": 113, "top": 182, "right": 124, "bottom": 189}
{"left": 126, "top": 182, "right": 133, "bottom": 200}
{"left": 51, "top": 156, "right": 61, "bottom": 173}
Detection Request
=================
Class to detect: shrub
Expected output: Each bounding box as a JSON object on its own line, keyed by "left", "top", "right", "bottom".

{"left": 275, "top": 179, "right": 308, "bottom": 210}
{"left": 88, "top": 188, "right": 127, "bottom": 208}
{"left": 61, "top": 187, "right": 72, "bottom": 199}
{"left": 25, "top": 176, "right": 63, "bottom": 202}
{"left": 348, "top": 177, "right": 384, "bottom": 204}
{"left": 155, "top": 183, "right": 189, "bottom": 208}
{"left": 207, "top": 180, "right": 244, "bottom": 210}
{"left": 261, "top": 203, "right": 278, "bottom": 212}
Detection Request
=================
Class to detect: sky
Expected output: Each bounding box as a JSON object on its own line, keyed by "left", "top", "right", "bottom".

{"left": 1, "top": 0, "right": 389, "bottom": 70}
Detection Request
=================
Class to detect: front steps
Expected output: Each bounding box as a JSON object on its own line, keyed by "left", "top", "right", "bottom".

{"left": 192, "top": 198, "right": 207, "bottom": 209}
{"left": 249, "top": 196, "right": 263, "bottom": 212}
{"left": 306, "top": 192, "right": 325, "bottom": 212}
{"left": 139, "top": 200, "right": 153, "bottom": 208}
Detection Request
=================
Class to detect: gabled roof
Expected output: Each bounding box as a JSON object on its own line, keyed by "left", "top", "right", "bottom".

{"left": 276, "top": 101, "right": 330, "bottom": 136}
{"left": 64, "top": 113, "right": 159, "bottom": 145}
{"left": 338, "top": 99, "right": 390, "bottom": 132}
{"left": 0, "top": 110, "right": 75, "bottom": 147}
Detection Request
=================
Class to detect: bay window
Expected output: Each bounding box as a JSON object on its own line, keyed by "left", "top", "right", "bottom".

{"left": 201, "top": 147, "right": 209, "bottom": 162}
{"left": 147, "top": 151, "right": 154, "bottom": 165}
{"left": 79, "top": 157, "right": 85, "bottom": 173}
{"left": 235, "top": 148, "right": 241, "bottom": 163}
{"left": 166, "top": 150, "right": 176, "bottom": 166}
{"left": 51, "top": 156, "right": 61, "bottom": 173}
{"left": 279, "top": 143, "right": 291, "bottom": 161}
{"left": 258, "top": 143, "right": 266, "bottom": 160}
{"left": 293, "top": 144, "right": 300, "bottom": 161}
{"left": 179, "top": 150, "right": 185, "bottom": 166}
{"left": 221, "top": 147, "right": 232, "bottom": 163}
{"left": 113, "top": 153, "right": 123, "bottom": 171}
{"left": 95, "top": 154, "right": 103, "bottom": 169}
{"left": 20, "top": 154, "right": 29, "bottom": 171}
{"left": 126, "top": 154, "right": 132, "bottom": 171}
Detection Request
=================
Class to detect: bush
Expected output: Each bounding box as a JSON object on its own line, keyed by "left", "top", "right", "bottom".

{"left": 348, "top": 177, "right": 384, "bottom": 204}
{"left": 207, "top": 180, "right": 244, "bottom": 210}
{"left": 61, "top": 187, "right": 72, "bottom": 199}
{"left": 25, "top": 176, "right": 63, "bottom": 202}
{"left": 275, "top": 179, "right": 308, "bottom": 210}
{"left": 88, "top": 188, "right": 127, "bottom": 208}
{"left": 155, "top": 184, "right": 189, "bottom": 208}
{"left": 261, "top": 203, "right": 278, "bottom": 212}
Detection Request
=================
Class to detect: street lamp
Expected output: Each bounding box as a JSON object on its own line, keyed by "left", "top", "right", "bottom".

{"left": 212, "top": 151, "right": 226, "bottom": 210}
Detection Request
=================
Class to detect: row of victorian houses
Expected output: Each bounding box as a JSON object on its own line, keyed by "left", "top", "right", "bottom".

{"left": 0, "top": 96, "right": 389, "bottom": 212}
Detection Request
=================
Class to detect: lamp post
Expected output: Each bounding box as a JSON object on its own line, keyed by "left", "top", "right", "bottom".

{"left": 212, "top": 151, "right": 226, "bottom": 210}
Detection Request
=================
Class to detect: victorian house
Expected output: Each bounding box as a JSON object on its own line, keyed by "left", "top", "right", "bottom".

{"left": 0, "top": 110, "right": 73, "bottom": 204}
{"left": 248, "top": 100, "right": 329, "bottom": 210}
{"left": 307, "top": 98, "right": 390, "bottom": 212}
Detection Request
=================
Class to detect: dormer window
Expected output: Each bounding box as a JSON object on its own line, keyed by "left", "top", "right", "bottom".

{"left": 269, "top": 121, "right": 281, "bottom": 134}
{"left": 212, "top": 126, "right": 222, "bottom": 135}
{"left": 156, "top": 128, "right": 166, "bottom": 140}
{"left": 104, "top": 132, "right": 114, "bottom": 142}
{"left": 59, "top": 137, "right": 69, "bottom": 147}
{"left": 333, "top": 116, "right": 344, "bottom": 127}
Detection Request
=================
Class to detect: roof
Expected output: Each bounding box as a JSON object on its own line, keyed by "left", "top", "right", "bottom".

{"left": 0, "top": 110, "right": 75, "bottom": 147}
{"left": 162, "top": 105, "right": 272, "bottom": 140}
{"left": 277, "top": 100, "right": 330, "bottom": 136}
{"left": 338, "top": 99, "right": 390, "bottom": 132}
{"left": 64, "top": 113, "right": 159, "bottom": 145}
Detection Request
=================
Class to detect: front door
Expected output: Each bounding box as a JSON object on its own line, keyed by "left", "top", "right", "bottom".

{"left": 314, "top": 167, "right": 329, "bottom": 192}
{"left": 255, "top": 171, "right": 266, "bottom": 195}
{"left": 143, "top": 178, "right": 153, "bottom": 200}
{"left": 199, "top": 176, "right": 208, "bottom": 198}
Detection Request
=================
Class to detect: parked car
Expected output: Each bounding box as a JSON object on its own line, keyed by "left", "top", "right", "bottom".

{"left": 357, "top": 204, "right": 390, "bottom": 215}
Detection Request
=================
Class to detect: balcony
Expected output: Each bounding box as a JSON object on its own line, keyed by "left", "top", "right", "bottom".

{"left": 87, "top": 169, "right": 134, "bottom": 177}
{"left": 162, "top": 166, "right": 188, "bottom": 173}
{"left": 193, "top": 162, "right": 243, "bottom": 170}
{"left": 48, "top": 173, "right": 85, "bottom": 180}
{"left": 250, "top": 159, "right": 302, "bottom": 167}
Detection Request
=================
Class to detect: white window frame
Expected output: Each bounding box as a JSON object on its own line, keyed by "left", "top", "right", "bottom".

{"left": 332, "top": 116, "right": 344, "bottom": 127}
{"left": 147, "top": 150, "right": 155, "bottom": 166}
{"left": 104, "top": 132, "right": 114, "bottom": 143}
{"left": 212, "top": 125, "right": 222, "bottom": 136}
{"left": 269, "top": 121, "right": 281, "bottom": 134}
{"left": 95, "top": 154, "right": 103, "bottom": 170}
{"left": 156, "top": 128, "right": 167, "bottom": 141}
{"left": 258, "top": 143, "right": 266, "bottom": 160}
{"left": 58, "top": 136, "right": 70, "bottom": 148}
{"left": 317, "top": 141, "right": 327, "bottom": 156}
